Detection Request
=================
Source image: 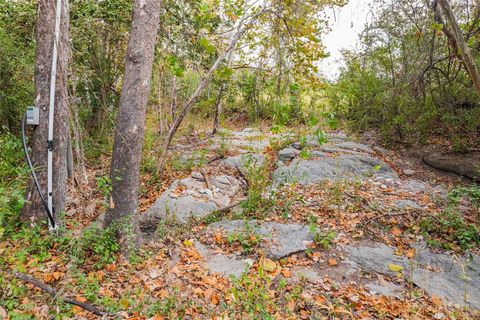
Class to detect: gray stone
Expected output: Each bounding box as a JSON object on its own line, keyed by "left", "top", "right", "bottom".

{"left": 344, "top": 243, "right": 409, "bottom": 277}
{"left": 294, "top": 267, "right": 323, "bottom": 283}
{"left": 333, "top": 141, "right": 373, "bottom": 154}
{"left": 278, "top": 147, "right": 299, "bottom": 162}
{"left": 195, "top": 242, "right": 250, "bottom": 278}
{"left": 273, "top": 154, "right": 397, "bottom": 185}
{"left": 143, "top": 175, "right": 242, "bottom": 223}
{"left": 344, "top": 242, "right": 480, "bottom": 308}
{"left": 318, "top": 146, "right": 365, "bottom": 155}
{"left": 393, "top": 199, "right": 424, "bottom": 210}
{"left": 227, "top": 138, "right": 270, "bottom": 151}
{"left": 423, "top": 152, "right": 480, "bottom": 180}
{"left": 222, "top": 154, "right": 265, "bottom": 172}
{"left": 365, "top": 282, "right": 404, "bottom": 298}
{"left": 411, "top": 244, "right": 480, "bottom": 309}
{"left": 403, "top": 169, "right": 416, "bottom": 176}
{"left": 207, "top": 220, "right": 314, "bottom": 259}
{"left": 399, "top": 179, "right": 428, "bottom": 194}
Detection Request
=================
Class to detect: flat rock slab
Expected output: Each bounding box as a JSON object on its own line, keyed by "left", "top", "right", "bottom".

{"left": 222, "top": 154, "right": 265, "bottom": 173}
{"left": 344, "top": 242, "right": 480, "bottom": 308}
{"left": 320, "top": 141, "right": 374, "bottom": 154}
{"left": 195, "top": 242, "right": 251, "bottom": 278}
{"left": 273, "top": 154, "right": 397, "bottom": 185}
{"left": 217, "top": 128, "right": 270, "bottom": 152}
{"left": 143, "top": 175, "right": 241, "bottom": 224}
{"left": 206, "top": 220, "right": 314, "bottom": 259}
{"left": 423, "top": 152, "right": 480, "bottom": 180}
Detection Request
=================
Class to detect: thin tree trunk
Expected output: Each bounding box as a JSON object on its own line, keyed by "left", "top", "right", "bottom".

{"left": 437, "top": 0, "right": 480, "bottom": 96}
{"left": 170, "top": 74, "right": 177, "bottom": 122}
{"left": 105, "top": 0, "right": 161, "bottom": 249}
{"left": 157, "top": 67, "right": 164, "bottom": 135}
{"left": 212, "top": 83, "right": 226, "bottom": 134}
{"left": 21, "top": 0, "right": 70, "bottom": 225}
{"left": 69, "top": 96, "right": 88, "bottom": 187}
{"left": 155, "top": 4, "right": 268, "bottom": 175}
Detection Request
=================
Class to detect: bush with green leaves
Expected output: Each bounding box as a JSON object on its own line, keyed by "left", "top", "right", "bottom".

{"left": 63, "top": 223, "right": 120, "bottom": 268}
{"left": 421, "top": 185, "right": 480, "bottom": 251}
{"left": 0, "top": 132, "right": 29, "bottom": 237}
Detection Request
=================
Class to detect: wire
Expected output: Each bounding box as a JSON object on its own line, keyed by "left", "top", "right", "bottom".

{"left": 21, "top": 112, "right": 56, "bottom": 228}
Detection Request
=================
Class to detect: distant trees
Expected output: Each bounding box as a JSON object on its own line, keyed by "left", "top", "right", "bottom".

{"left": 332, "top": 0, "right": 480, "bottom": 151}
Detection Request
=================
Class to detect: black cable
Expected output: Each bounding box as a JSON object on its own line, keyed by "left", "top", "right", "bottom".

{"left": 22, "top": 112, "right": 56, "bottom": 228}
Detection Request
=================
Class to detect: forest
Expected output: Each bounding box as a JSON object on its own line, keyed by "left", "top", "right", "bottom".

{"left": 0, "top": 0, "right": 479, "bottom": 318}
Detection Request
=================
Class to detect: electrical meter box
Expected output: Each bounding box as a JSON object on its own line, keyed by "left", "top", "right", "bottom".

{"left": 26, "top": 106, "right": 40, "bottom": 125}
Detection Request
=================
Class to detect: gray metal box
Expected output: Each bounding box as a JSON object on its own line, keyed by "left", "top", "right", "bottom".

{"left": 26, "top": 106, "right": 40, "bottom": 125}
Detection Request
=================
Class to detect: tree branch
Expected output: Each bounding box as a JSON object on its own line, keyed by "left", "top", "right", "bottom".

{"left": 14, "top": 272, "right": 110, "bottom": 317}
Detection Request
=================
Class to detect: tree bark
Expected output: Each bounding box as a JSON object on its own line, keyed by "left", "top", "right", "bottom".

{"left": 212, "top": 83, "right": 226, "bottom": 134}
{"left": 105, "top": 0, "right": 161, "bottom": 248}
{"left": 437, "top": 0, "right": 480, "bottom": 97}
{"left": 21, "top": 0, "right": 70, "bottom": 225}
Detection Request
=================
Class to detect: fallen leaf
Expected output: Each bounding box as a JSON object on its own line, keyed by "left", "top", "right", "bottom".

{"left": 211, "top": 293, "right": 219, "bottom": 305}
{"left": 286, "top": 299, "right": 295, "bottom": 311}
{"left": 388, "top": 264, "right": 403, "bottom": 273}
{"left": 281, "top": 268, "right": 292, "bottom": 278}
{"left": 391, "top": 227, "right": 401, "bottom": 236}
{"left": 183, "top": 239, "right": 194, "bottom": 247}
{"left": 431, "top": 295, "right": 443, "bottom": 307}
{"left": 328, "top": 258, "right": 338, "bottom": 266}
{"left": 406, "top": 248, "right": 416, "bottom": 259}
{"left": 119, "top": 298, "right": 129, "bottom": 309}
{"left": 261, "top": 257, "right": 277, "bottom": 272}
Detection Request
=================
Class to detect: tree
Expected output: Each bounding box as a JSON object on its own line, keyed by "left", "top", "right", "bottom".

{"left": 104, "top": 0, "right": 161, "bottom": 248}
{"left": 435, "top": 0, "right": 480, "bottom": 97}
{"left": 21, "top": 0, "right": 70, "bottom": 225}
{"left": 155, "top": 1, "right": 269, "bottom": 174}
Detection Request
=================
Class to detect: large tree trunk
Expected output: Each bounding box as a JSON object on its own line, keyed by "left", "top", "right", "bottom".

{"left": 21, "top": 0, "right": 70, "bottom": 225}
{"left": 105, "top": 0, "right": 161, "bottom": 248}
{"left": 436, "top": 0, "right": 480, "bottom": 97}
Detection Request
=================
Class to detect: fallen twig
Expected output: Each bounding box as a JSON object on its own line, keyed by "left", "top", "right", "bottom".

{"left": 207, "top": 155, "right": 224, "bottom": 164}
{"left": 14, "top": 272, "right": 110, "bottom": 317}
{"left": 361, "top": 210, "right": 417, "bottom": 226}
{"left": 200, "top": 169, "right": 211, "bottom": 189}
{"left": 234, "top": 164, "right": 249, "bottom": 188}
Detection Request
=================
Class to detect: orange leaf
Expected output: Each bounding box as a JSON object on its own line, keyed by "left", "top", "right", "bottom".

{"left": 281, "top": 268, "right": 292, "bottom": 278}
{"left": 431, "top": 295, "right": 443, "bottom": 307}
{"left": 328, "top": 258, "right": 338, "bottom": 266}
{"left": 211, "top": 293, "right": 220, "bottom": 305}
{"left": 406, "top": 248, "right": 416, "bottom": 259}
{"left": 286, "top": 299, "right": 295, "bottom": 311}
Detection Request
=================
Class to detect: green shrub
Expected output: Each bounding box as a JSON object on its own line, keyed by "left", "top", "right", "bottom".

{"left": 0, "top": 132, "right": 29, "bottom": 237}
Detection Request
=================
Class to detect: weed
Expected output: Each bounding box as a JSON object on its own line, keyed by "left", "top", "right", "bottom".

{"left": 96, "top": 175, "right": 112, "bottom": 207}
{"left": 226, "top": 222, "right": 263, "bottom": 254}
{"left": 239, "top": 155, "right": 272, "bottom": 217}
{"left": 309, "top": 222, "right": 337, "bottom": 249}
{"left": 227, "top": 267, "right": 276, "bottom": 318}
{"left": 421, "top": 185, "right": 480, "bottom": 251}
{"left": 60, "top": 223, "right": 120, "bottom": 268}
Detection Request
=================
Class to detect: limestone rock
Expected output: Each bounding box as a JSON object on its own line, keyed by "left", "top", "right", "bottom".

{"left": 273, "top": 154, "right": 397, "bottom": 185}
{"left": 424, "top": 152, "right": 480, "bottom": 180}
{"left": 207, "top": 220, "right": 314, "bottom": 259}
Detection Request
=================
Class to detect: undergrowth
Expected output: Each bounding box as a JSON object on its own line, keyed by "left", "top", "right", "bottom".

{"left": 421, "top": 185, "right": 480, "bottom": 251}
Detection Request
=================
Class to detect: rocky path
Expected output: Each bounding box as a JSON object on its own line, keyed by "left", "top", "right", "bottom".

{"left": 143, "top": 127, "right": 480, "bottom": 313}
